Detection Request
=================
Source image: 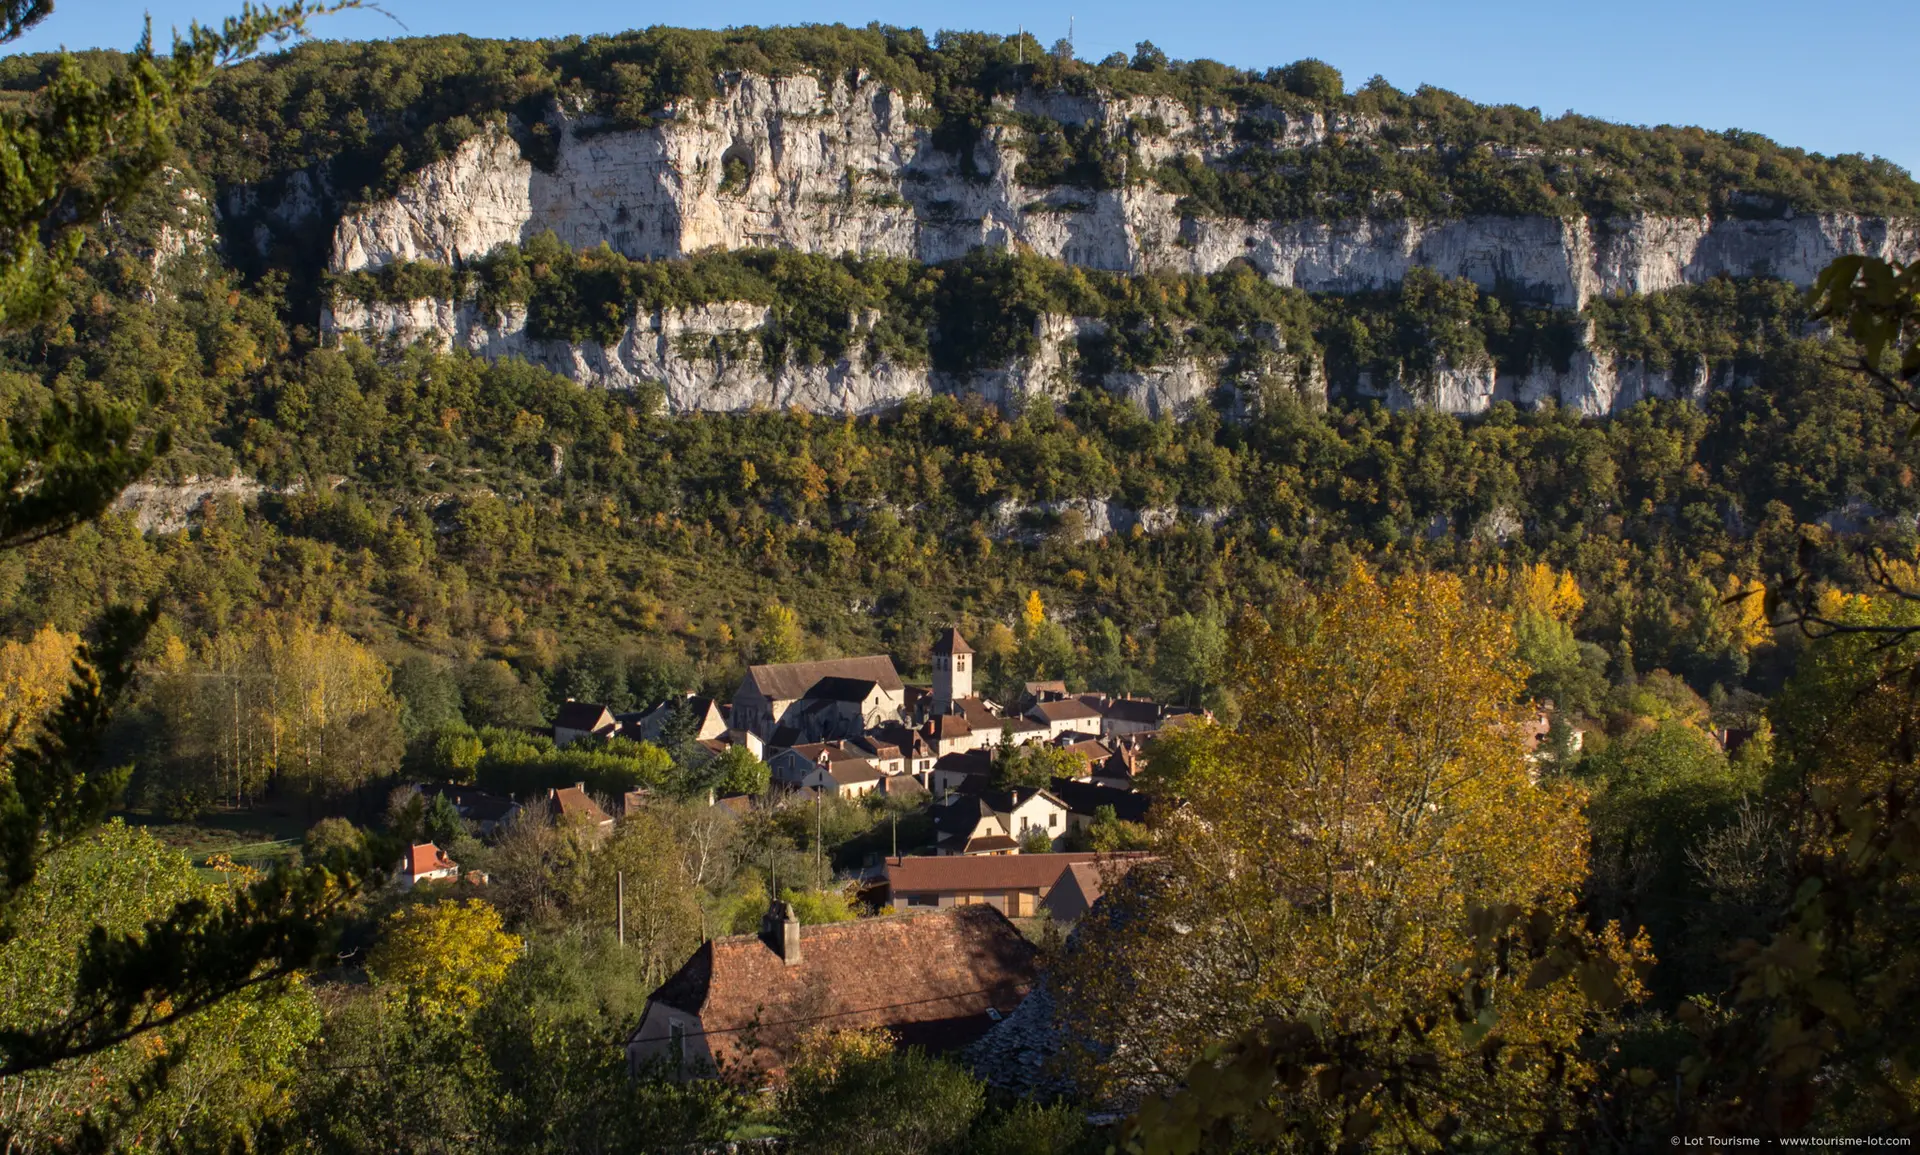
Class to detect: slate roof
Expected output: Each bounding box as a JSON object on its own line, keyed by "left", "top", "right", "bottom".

{"left": 1047, "top": 777, "right": 1152, "bottom": 824}
{"left": 745, "top": 656, "right": 903, "bottom": 702}
{"left": 933, "top": 796, "right": 1000, "bottom": 837}
{"left": 877, "top": 774, "right": 929, "bottom": 800}
{"left": 980, "top": 785, "right": 1065, "bottom": 816}
{"left": 1101, "top": 697, "right": 1165, "bottom": 726}
{"left": 932, "top": 750, "right": 993, "bottom": 781}
{"left": 932, "top": 628, "right": 974, "bottom": 656}
{"left": 806, "top": 675, "right": 882, "bottom": 703}
{"left": 419, "top": 783, "right": 518, "bottom": 824}
{"left": 554, "top": 700, "right": 616, "bottom": 732}
{"left": 643, "top": 906, "right": 1037, "bottom": 1081}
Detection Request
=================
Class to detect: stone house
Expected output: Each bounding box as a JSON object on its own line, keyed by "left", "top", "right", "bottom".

{"left": 1046, "top": 777, "right": 1152, "bottom": 837}
{"left": 549, "top": 783, "right": 615, "bottom": 832}
{"left": 553, "top": 700, "right": 618, "bottom": 748}
{"left": 932, "top": 796, "right": 1018, "bottom": 855}
{"left": 731, "top": 656, "right": 906, "bottom": 741}
{"left": 1040, "top": 856, "right": 1157, "bottom": 922}
{"left": 1026, "top": 698, "right": 1105, "bottom": 740}
{"left": 398, "top": 842, "right": 459, "bottom": 888}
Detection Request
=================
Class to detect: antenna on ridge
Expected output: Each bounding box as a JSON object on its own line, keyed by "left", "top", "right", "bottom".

{"left": 1068, "top": 14, "right": 1075, "bottom": 53}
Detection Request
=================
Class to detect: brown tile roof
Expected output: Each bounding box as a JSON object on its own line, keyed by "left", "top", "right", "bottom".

{"left": 645, "top": 906, "right": 1036, "bottom": 1081}
{"left": 550, "top": 785, "right": 613, "bottom": 826}
{"left": 1032, "top": 699, "right": 1103, "bottom": 724}
{"left": 715, "top": 794, "right": 756, "bottom": 816}
{"left": 1062, "top": 739, "right": 1113, "bottom": 763}
{"left": 825, "top": 759, "right": 884, "bottom": 786}
{"left": 746, "top": 656, "right": 903, "bottom": 702}
{"left": 930, "top": 714, "right": 972, "bottom": 740}
{"left": 957, "top": 697, "right": 1004, "bottom": 731}
{"left": 884, "top": 852, "right": 1142, "bottom": 894}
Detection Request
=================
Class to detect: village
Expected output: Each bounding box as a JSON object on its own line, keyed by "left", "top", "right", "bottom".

{"left": 384, "top": 627, "right": 1204, "bottom": 1086}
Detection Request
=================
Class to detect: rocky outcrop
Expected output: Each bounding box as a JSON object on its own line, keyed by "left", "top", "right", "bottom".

{"left": 315, "top": 70, "right": 1916, "bottom": 418}
{"left": 328, "top": 73, "right": 1918, "bottom": 312}
{"left": 113, "top": 475, "right": 272, "bottom": 534}
{"left": 324, "top": 297, "right": 1254, "bottom": 418}
{"left": 327, "top": 290, "right": 1736, "bottom": 418}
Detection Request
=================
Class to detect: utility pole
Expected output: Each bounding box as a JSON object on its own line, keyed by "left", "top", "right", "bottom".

{"left": 815, "top": 790, "right": 824, "bottom": 889}
{"left": 617, "top": 871, "right": 626, "bottom": 947}
{"left": 892, "top": 808, "right": 899, "bottom": 859}
{"left": 1017, "top": 25, "right": 1023, "bottom": 65}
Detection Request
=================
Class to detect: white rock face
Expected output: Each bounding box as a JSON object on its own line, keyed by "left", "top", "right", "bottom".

{"left": 329, "top": 73, "right": 1918, "bottom": 314}
{"left": 318, "top": 70, "right": 1918, "bottom": 417}
{"left": 325, "top": 297, "right": 1230, "bottom": 417}
{"left": 113, "top": 474, "right": 271, "bottom": 534}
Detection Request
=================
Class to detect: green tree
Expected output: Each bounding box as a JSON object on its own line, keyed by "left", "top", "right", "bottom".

{"left": 0, "top": 823, "right": 321, "bottom": 1146}
{"left": 1152, "top": 610, "right": 1226, "bottom": 706}
{"left": 0, "top": 0, "right": 374, "bottom": 1084}
{"left": 393, "top": 655, "right": 465, "bottom": 737}
{"left": 780, "top": 1029, "right": 984, "bottom": 1155}
{"left": 710, "top": 744, "right": 770, "bottom": 797}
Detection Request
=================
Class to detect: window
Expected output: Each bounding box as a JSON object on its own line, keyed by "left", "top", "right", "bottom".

{"left": 907, "top": 893, "right": 937, "bottom": 907}
{"left": 1050, "top": 813, "right": 1059, "bottom": 828}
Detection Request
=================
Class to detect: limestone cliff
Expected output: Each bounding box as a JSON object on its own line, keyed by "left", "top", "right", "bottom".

{"left": 329, "top": 73, "right": 1917, "bottom": 310}
{"left": 318, "top": 71, "right": 1917, "bottom": 417}
{"left": 324, "top": 296, "right": 1237, "bottom": 419}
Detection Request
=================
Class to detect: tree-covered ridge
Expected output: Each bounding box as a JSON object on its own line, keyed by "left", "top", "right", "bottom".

{"left": 5, "top": 229, "right": 1912, "bottom": 710}
{"left": 7, "top": 23, "right": 1911, "bottom": 250}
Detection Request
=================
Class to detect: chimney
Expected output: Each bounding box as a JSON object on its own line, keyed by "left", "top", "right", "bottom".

{"left": 761, "top": 899, "right": 802, "bottom": 965}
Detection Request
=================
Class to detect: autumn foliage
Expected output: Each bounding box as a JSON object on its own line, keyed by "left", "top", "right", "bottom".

{"left": 1061, "top": 567, "right": 1647, "bottom": 1145}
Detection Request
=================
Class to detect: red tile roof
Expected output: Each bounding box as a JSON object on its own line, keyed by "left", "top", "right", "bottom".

{"left": 404, "top": 842, "right": 458, "bottom": 877}
{"left": 645, "top": 906, "right": 1036, "bottom": 1082}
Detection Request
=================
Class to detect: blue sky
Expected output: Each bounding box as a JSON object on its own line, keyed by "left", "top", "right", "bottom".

{"left": 10, "top": 0, "right": 1916, "bottom": 177}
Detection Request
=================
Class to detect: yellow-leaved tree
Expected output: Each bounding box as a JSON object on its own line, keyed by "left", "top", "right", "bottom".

{"left": 367, "top": 900, "right": 523, "bottom": 1017}
{"left": 1059, "top": 566, "right": 1646, "bottom": 1149}
{"left": 0, "top": 625, "right": 78, "bottom": 761}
